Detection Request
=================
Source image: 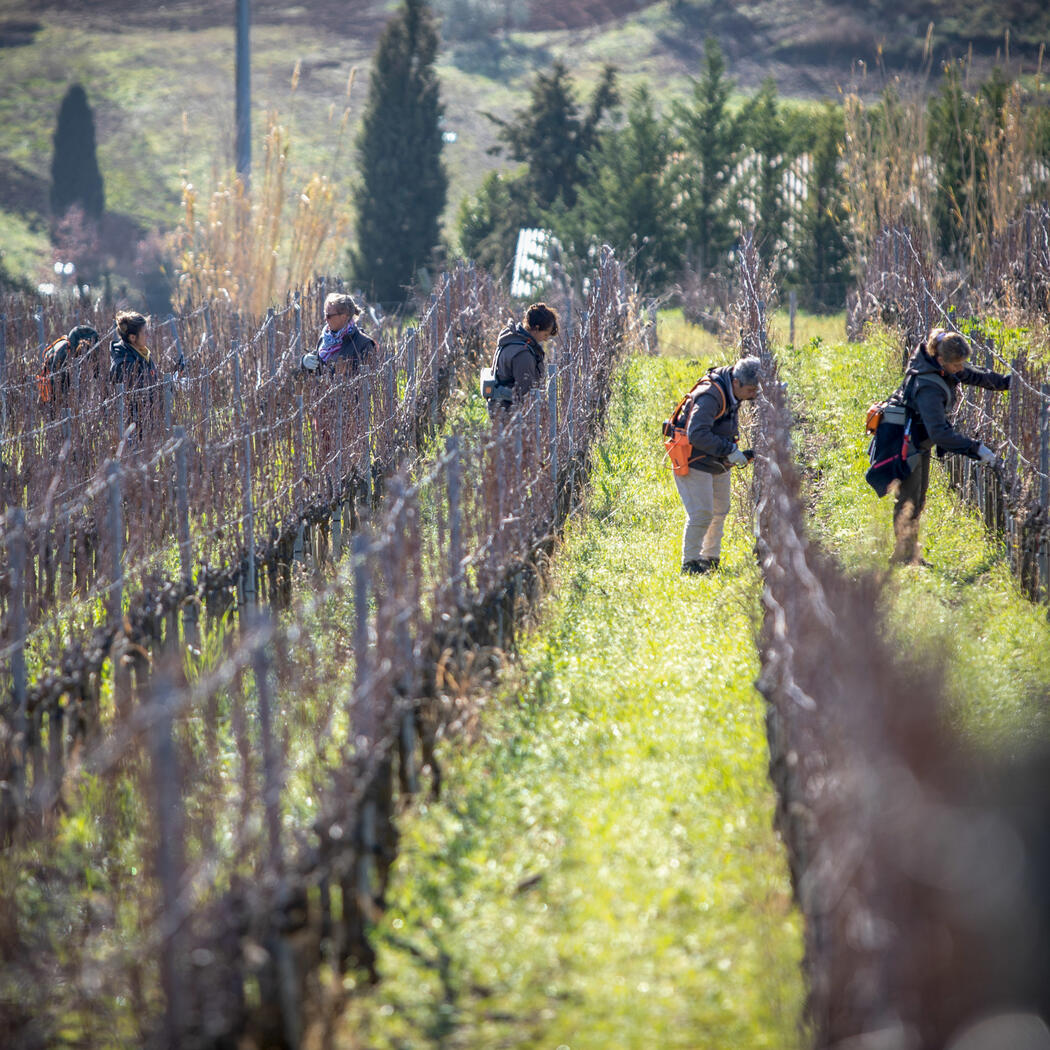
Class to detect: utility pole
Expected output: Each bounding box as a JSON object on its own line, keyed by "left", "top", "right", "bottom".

{"left": 235, "top": 0, "right": 251, "bottom": 182}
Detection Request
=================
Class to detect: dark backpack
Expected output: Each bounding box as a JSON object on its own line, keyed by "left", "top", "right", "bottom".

{"left": 36, "top": 325, "right": 99, "bottom": 405}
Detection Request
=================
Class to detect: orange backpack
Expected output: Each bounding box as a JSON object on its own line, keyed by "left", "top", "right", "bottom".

{"left": 36, "top": 338, "right": 68, "bottom": 405}
{"left": 662, "top": 378, "right": 727, "bottom": 476}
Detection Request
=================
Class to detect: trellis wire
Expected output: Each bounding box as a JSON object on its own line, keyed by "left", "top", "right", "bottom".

{"left": 0, "top": 248, "right": 641, "bottom": 1049}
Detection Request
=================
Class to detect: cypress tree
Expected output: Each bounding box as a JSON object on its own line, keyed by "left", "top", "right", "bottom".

{"left": 50, "top": 84, "right": 105, "bottom": 220}
{"left": 350, "top": 0, "right": 447, "bottom": 304}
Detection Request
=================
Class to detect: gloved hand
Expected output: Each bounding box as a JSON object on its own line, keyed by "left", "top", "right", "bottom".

{"left": 976, "top": 443, "right": 997, "bottom": 464}
{"left": 727, "top": 447, "right": 749, "bottom": 467}
{"left": 301, "top": 352, "right": 320, "bottom": 372}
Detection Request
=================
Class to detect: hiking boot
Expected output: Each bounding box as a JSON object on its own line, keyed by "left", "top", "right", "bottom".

{"left": 698, "top": 556, "right": 720, "bottom": 572}
{"left": 681, "top": 560, "right": 705, "bottom": 575}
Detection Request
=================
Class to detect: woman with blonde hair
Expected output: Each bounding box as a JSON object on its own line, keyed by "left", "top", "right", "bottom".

{"left": 301, "top": 292, "right": 376, "bottom": 374}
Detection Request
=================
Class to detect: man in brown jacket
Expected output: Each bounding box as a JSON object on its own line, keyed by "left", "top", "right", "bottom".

{"left": 673, "top": 356, "right": 760, "bottom": 574}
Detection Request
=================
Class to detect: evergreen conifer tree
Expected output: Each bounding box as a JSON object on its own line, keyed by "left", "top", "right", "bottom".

{"left": 350, "top": 0, "right": 447, "bottom": 304}
{"left": 673, "top": 39, "right": 742, "bottom": 274}
{"left": 50, "top": 84, "right": 105, "bottom": 220}
{"left": 563, "top": 85, "right": 681, "bottom": 294}
{"left": 794, "top": 103, "right": 851, "bottom": 312}
{"left": 740, "top": 79, "right": 792, "bottom": 270}
{"left": 490, "top": 61, "right": 618, "bottom": 210}
{"left": 457, "top": 170, "right": 530, "bottom": 276}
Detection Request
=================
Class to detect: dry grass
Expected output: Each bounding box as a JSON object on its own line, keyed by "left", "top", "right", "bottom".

{"left": 842, "top": 41, "right": 1049, "bottom": 272}
{"left": 170, "top": 67, "right": 356, "bottom": 313}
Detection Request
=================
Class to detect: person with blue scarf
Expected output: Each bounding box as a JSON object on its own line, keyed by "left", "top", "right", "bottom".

{"left": 301, "top": 293, "right": 376, "bottom": 374}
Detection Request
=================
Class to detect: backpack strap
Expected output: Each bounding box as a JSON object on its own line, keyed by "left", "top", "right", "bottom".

{"left": 672, "top": 375, "right": 728, "bottom": 427}
{"left": 495, "top": 335, "right": 539, "bottom": 385}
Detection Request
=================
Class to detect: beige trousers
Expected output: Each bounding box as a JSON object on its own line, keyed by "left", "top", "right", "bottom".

{"left": 674, "top": 468, "right": 732, "bottom": 562}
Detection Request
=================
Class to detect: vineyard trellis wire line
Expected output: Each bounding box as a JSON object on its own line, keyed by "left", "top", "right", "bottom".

{"left": 0, "top": 263, "right": 504, "bottom": 846}
{"left": 739, "top": 235, "right": 1050, "bottom": 1049}
{"left": 0, "top": 265, "right": 496, "bottom": 646}
{"left": 850, "top": 219, "right": 1050, "bottom": 605}
{"left": 0, "top": 247, "right": 640, "bottom": 1049}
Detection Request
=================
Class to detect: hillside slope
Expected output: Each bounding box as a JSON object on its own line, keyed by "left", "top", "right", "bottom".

{"left": 1, "top": 0, "right": 1045, "bottom": 288}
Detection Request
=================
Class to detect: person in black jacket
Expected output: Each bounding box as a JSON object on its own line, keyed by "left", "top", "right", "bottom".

{"left": 486, "top": 302, "right": 559, "bottom": 413}
{"left": 888, "top": 327, "right": 1010, "bottom": 565}
{"left": 110, "top": 311, "right": 158, "bottom": 389}
{"left": 673, "top": 356, "right": 760, "bottom": 575}
{"left": 301, "top": 293, "right": 376, "bottom": 374}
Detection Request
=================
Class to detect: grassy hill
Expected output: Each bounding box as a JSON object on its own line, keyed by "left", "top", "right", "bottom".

{"left": 1, "top": 0, "right": 1046, "bottom": 291}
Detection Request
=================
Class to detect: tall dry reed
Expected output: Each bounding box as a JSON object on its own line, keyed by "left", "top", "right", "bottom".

{"left": 171, "top": 66, "right": 356, "bottom": 314}
{"left": 843, "top": 34, "right": 1048, "bottom": 276}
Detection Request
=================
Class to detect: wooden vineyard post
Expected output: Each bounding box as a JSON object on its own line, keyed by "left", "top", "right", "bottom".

{"left": 352, "top": 533, "right": 373, "bottom": 744}
{"left": 242, "top": 429, "right": 256, "bottom": 609}
{"left": 294, "top": 290, "right": 302, "bottom": 356}
{"left": 332, "top": 397, "right": 345, "bottom": 561}
{"left": 351, "top": 532, "right": 378, "bottom": 953}
{"left": 547, "top": 364, "right": 558, "bottom": 486}
{"left": 163, "top": 375, "right": 173, "bottom": 433}
{"left": 407, "top": 327, "right": 417, "bottom": 422}
{"left": 108, "top": 462, "right": 131, "bottom": 718}
{"left": 296, "top": 392, "right": 305, "bottom": 493}
{"left": 447, "top": 435, "right": 461, "bottom": 611}
{"left": 0, "top": 314, "right": 7, "bottom": 443}
{"left": 7, "top": 511, "right": 28, "bottom": 830}
{"left": 363, "top": 374, "right": 373, "bottom": 510}
{"left": 1041, "top": 386, "right": 1050, "bottom": 603}
{"left": 107, "top": 463, "right": 124, "bottom": 625}
{"left": 167, "top": 315, "right": 185, "bottom": 367}
{"left": 267, "top": 307, "right": 276, "bottom": 378}
{"left": 174, "top": 427, "right": 197, "bottom": 645}
{"left": 389, "top": 483, "right": 418, "bottom": 796}
{"left": 252, "top": 613, "right": 284, "bottom": 875}
{"left": 146, "top": 673, "right": 188, "bottom": 1047}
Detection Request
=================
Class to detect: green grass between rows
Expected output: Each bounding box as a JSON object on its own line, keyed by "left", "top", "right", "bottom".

{"left": 775, "top": 317, "right": 1050, "bottom": 751}
{"left": 337, "top": 351, "right": 805, "bottom": 1048}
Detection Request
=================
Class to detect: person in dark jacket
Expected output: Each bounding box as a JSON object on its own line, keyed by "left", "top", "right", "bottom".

{"left": 673, "top": 356, "right": 760, "bottom": 575}
{"left": 486, "top": 302, "right": 559, "bottom": 413}
{"left": 301, "top": 292, "right": 376, "bottom": 374}
{"left": 110, "top": 311, "right": 158, "bottom": 389}
{"left": 38, "top": 323, "right": 99, "bottom": 405}
{"left": 888, "top": 327, "right": 1009, "bottom": 565}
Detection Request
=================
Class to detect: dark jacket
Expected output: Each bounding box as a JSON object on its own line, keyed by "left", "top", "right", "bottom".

{"left": 313, "top": 325, "right": 376, "bottom": 373}
{"left": 493, "top": 322, "right": 544, "bottom": 401}
{"left": 109, "top": 338, "right": 158, "bottom": 389}
{"left": 891, "top": 344, "right": 1009, "bottom": 457}
{"left": 680, "top": 366, "right": 739, "bottom": 474}
{"left": 39, "top": 325, "right": 99, "bottom": 403}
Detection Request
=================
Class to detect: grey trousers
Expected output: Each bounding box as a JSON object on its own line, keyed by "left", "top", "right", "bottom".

{"left": 674, "top": 468, "right": 732, "bottom": 562}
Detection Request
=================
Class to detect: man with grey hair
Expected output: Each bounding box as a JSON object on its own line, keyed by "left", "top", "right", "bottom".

{"left": 668, "top": 355, "right": 760, "bottom": 575}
